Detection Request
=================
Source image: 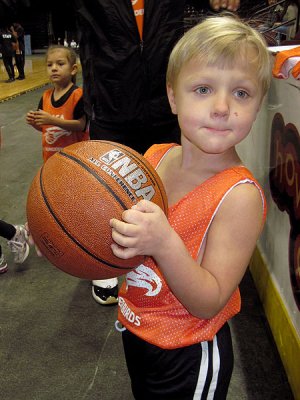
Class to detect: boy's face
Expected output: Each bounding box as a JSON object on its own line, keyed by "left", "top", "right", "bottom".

{"left": 46, "top": 49, "right": 77, "bottom": 85}
{"left": 167, "top": 51, "right": 263, "bottom": 155}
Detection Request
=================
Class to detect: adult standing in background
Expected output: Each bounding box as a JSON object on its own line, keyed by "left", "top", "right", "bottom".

{"left": 12, "top": 23, "right": 25, "bottom": 71}
{"left": 0, "top": 25, "right": 16, "bottom": 82}
{"left": 11, "top": 22, "right": 25, "bottom": 80}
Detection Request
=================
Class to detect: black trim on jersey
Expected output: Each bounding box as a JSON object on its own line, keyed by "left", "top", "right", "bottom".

{"left": 38, "top": 84, "right": 85, "bottom": 120}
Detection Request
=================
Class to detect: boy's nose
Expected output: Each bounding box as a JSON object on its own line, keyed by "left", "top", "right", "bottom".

{"left": 211, "top": 95, "right": 230, "bottom": 118}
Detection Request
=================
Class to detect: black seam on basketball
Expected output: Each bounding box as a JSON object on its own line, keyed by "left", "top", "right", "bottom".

{"left": 60, "top": 150, "right": 128, "bottom": 209}
{"left": 39, "top": 164, "right": 132, "bottom": 271}
{"left": 98, "top": 140, "right": 168, "bottom": 212}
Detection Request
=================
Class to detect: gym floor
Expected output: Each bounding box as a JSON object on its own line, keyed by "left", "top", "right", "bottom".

{"left": 0, "top": 56, "right": 294, "bottom": 400}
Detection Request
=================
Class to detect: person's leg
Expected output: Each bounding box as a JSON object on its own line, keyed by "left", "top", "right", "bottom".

{"left": 0, "top": 221, "right": 29, "bottom": 264}
{"left": 211, "top": 323, "right": 234, "bottom": 399}
{"left": 2, "top": 55, "right": 15, "bottom": 81}
{"left": 0, "top": 244, "right": 8, "bottom": 274}
{"left": 15, "top": 54, "right": 25, "bottom": 79}
{"left": 0, "top": 220, "right": 17, "bottom": 239}
{"left": 194, "top": 323, "right": 233, "bottom": 400}
{"left": 21, "top": 50, "right": 25, "bottom": 69}
{"left": 122, "top": 323, "right": 233, "bottom": 400}
{"left": 123, "top": 329, "right": 202, "bottom": 400}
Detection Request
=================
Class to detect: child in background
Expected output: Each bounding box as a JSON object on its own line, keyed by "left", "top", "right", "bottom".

{"left": 26, "top": 45, "right": 88, "bottom": 162}
{"left": 0, "top": 220, "right": 29, "bottom": 274}
{"left": 111, "top": 15, "right": 271, "bottom": 399}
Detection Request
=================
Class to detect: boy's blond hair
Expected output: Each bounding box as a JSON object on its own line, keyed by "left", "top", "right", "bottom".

{"left": 167, "top": 14, "right": 272, "bottom": 98}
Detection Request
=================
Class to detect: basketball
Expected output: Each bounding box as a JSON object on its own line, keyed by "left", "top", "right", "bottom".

{"left": 26, "top": 140, "right": 168, "bottom": 280}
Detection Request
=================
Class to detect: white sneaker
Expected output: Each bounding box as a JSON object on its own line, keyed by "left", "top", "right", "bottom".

{"left": 0, "top": 254, "right": 8, "bottom": 274}
{"left": 7, "top": 225, "right": 30, "bottom": 264}
{"left": 92, "top": 284, "right": 119, "bottom": 305}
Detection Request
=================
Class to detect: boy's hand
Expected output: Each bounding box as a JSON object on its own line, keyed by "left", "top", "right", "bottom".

{"left": 209, "top": 0, "right": 240, "bottom": 11}
{"left": 110, "top": 200, "right": 172, "bottom": 260}
{"left": 31, "top": 109, "right": 53, "bottom": 126}
{"left": 26, "top": 110, "right": 45, "bottom": 131}
{"left": 26, "top": 110, "right": 37, "bottom": 125}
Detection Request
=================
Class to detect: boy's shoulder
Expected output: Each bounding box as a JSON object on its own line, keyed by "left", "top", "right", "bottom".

{"left": 145, "top": 143, "right": 178, "bottom": 161}
{"left": 70, "top": 85, "right": 83, "bottom": 99}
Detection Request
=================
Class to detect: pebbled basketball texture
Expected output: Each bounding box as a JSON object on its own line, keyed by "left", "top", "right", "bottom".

{"left": 26, "top": 140, "right": 168, "bottom": 280}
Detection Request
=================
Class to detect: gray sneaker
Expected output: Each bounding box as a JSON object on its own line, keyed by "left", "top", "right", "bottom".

{"left": 0, "top": 254, "right": 8, "bottom": 273}
{"left": 7, "top": 225, "right": 30, "bottom": 264}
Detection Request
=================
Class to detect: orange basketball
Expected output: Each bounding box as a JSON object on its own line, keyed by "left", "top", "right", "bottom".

{"left": 26, "top": 140, "right": 168, "bottom": 280}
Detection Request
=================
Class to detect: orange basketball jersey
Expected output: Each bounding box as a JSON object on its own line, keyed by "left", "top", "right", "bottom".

{"left": 118, "top": 143, "right": 267, "bottom": 349}
{"left": 41, "top": 87, "right": 89, "bottom": 162}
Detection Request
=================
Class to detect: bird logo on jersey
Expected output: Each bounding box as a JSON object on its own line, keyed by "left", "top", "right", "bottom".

{"left": 45, "top": 126, "right": 72, "bottom": 144}
{"left": 126, "top": 264, "right": 162, "bottom": 296}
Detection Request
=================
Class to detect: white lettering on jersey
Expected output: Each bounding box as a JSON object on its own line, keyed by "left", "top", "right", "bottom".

{"left": 126, "top": 264, "right": 162, "bottom": 296}
{"left": 131, "top": 0, "right": 138, "bottom": 5}
{"left": 118, "top": 296, "right": 141, "bottom": 326}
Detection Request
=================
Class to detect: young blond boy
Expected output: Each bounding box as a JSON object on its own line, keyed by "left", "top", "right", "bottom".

{"left": 110, "top": 14, "right": 271, "bottom": 399}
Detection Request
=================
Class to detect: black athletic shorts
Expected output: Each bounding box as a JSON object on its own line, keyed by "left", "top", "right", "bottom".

{"left": 122, "top": 322, "right": 233, "bottom": 400}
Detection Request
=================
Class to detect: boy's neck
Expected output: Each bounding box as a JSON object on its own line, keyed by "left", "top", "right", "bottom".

{"left": 53, "top": 82, "right": 74, "bottom": 98}
{"left": 180, "top": 142, "right": 243, "bottom": 176}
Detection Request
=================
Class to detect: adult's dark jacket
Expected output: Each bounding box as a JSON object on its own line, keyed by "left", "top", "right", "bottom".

{"left": 74, "top": 0, "right": 202, "bottom": 130}
{"left": 0, "top": 29, "right": 16, "bottom": 56}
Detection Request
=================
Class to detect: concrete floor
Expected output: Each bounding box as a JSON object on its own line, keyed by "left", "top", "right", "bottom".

{"left": 0, "top": 85, "right": 294, "bottom": 399}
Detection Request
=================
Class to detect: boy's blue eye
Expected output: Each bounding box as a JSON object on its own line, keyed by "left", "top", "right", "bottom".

{"left": 196, "top": 86, "right": 210, "bottom": 95}
{"left": 235, "top": 90, "right": 249, "bottom": 99}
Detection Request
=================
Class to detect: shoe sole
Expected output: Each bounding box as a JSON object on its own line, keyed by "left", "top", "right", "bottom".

{"left": 92, "top": 290, "right": 118, "bottom": 306}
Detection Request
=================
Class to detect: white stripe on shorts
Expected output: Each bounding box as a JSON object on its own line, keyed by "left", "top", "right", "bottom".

{"left": 208, "top": 336, "right": 221, "bottom": 399}
{"left": 193, "top": 336, "right": 220, "bottom": 400}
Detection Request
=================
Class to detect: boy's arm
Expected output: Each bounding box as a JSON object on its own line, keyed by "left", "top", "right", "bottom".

{"left": 161, "top": 184, "right": 263, "bottom": 318}
{"left": 30, "top": 110, "right": 86, "bottom": 132}
{"left": 111, "top": 183, "right": 263, "bottom": 319}
{"left": 170, "top": 183, "right": 263, "bottom": 318}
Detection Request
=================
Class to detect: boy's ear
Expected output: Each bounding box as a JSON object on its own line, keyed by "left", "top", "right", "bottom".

{"left": 71, "top": 63, "right": 78, "bottom": 76}
{"left": 167, "top": 83, "right": 177, "bottom": 115}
